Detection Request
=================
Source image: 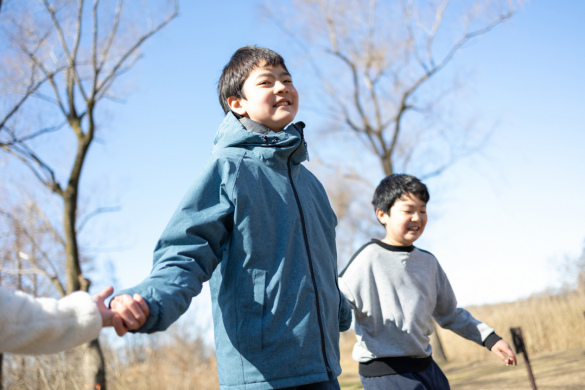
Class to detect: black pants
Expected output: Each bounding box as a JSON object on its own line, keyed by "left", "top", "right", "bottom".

{"left": 360, "top": 360, "right": 450, "bottom": 390}
{"left": 281, "top": 377, "right": 341, "bottom": 390}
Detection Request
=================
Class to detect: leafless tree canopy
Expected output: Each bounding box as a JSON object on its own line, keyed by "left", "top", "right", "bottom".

{"left": 266, "top": 0, "right": 521, "bottom": 178}
{"left": 0, "top": 0, "right": 178, "bottom": 293}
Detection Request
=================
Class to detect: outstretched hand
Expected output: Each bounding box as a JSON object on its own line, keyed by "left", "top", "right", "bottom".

{"left": 109, "top": 293, "right": 150, "bottom": 336}
{"left": 93, "top": 286, "right": 117, "bottom": 327}
{"left": 491, "top": 339, "right": 517, "bottom": 366}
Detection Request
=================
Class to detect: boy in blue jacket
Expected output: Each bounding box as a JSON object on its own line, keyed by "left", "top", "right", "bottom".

{"left": 110, "top": 46, "right": 352, "bottom": 390}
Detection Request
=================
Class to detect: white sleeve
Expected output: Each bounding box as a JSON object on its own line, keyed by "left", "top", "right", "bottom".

{"left": 338, "top": 277, "right": 359, "bottom": 311}
{"left": 0, "top": 288, "right": 102, "bottom": 355}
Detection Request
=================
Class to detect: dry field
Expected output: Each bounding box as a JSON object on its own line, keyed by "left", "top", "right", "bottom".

{"left": 338, "top": 345, "right": 585, "bottom": 389}
{"left": 442, "top": 348, "right": 585, "bottom": 390}
{"left": 338, "top": 290, "right": 585, "bottom": 389}
{"left": 3, "top": 290, "right": 584, "bottom": 389}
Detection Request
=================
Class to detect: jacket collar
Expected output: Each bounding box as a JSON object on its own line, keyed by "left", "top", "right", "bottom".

{"left": 213, "top": 112, "right": 308, "bottom": 167}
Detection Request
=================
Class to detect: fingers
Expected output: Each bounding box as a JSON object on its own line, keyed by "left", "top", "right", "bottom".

{"left": 93, "top": 286, "right": 115, "bottom": 306}
{"left": 98, "top": 286, "right": 115, "bottom": 300}
{"left": 505, "top": 346, "right": 518, "bottom": 366}
{"left": 110, "top": 293, "right": 150, "bottom": 333}
{"left": 134, "top": 293, "right": 150, "bottom": 318}
{"left": 499, "top": 342, "right": 517, "bottom": 366}
{"left": 94, "top": 287, "right": 116, "bottom": 326}
{"left": 112, "top": 314, "right": 128, "bottom": 337}
{"left": 491, "top": 340, "right": 517, "bottom": 366}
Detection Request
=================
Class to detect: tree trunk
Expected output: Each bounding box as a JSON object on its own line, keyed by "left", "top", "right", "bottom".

{"left": 62, "top": 138, "right": 105, "bottom": 388}
{"left": 64, "top": 194, "right": 82, "bottom": 294}
{"left": 81, "top": 339, "right": 106, "bottom": 390}
{"left": 63, "top": 183, "right": 105, "bottom": 388}
{"left": 381, "top": 155, "right": 393, "bottom": 177}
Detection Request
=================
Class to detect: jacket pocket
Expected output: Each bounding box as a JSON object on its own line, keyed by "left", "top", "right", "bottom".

{"left": 238, "top": 269, "right": 265, "bottom": 355}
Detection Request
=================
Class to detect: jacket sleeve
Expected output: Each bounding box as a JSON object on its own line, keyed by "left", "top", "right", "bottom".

{"left": 115, "top": 157, "right": 235, "bottom": 333}
{"left": 338, "top": 290, "right": 353, "bottom": 331}
{"left": 432, "top": 263, "right": 495, "bottom": 346}
{"left": 0, "top": 288, "right": 102, "bottom": 355}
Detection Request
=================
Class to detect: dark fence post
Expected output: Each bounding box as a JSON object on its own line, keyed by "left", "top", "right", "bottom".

{"left": 510, "top": 327, "right": 537, "bottom": 390}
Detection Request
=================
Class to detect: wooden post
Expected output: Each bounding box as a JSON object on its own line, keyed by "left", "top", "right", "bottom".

{"left": 510, "top": 327, "right": 537, "bottom": 390}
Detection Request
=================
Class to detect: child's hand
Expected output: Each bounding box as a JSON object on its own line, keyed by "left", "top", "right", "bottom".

{"left": 109, "top": 293, "right": 150, "bottom": 336}
{"left": 491, "top": 339, "right": 517, "bottom": 366}
{"left": 93, "top": 286, "right": 117, "bottom": 327}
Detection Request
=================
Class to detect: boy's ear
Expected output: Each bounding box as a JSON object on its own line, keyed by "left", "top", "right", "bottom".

{"left": 375, "top": 209, "right": 388, "bottom": 225}
{"left": 228, "top": 96, "right": 247, "bottom": 116}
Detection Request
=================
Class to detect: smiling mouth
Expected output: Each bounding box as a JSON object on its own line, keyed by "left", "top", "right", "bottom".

{"left": 274, "top": 100, "right": 291, "bottom": 107}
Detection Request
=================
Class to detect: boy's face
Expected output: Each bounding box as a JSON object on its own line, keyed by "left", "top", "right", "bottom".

{"left": 376, "top": 193, "right": 427, "bottom": 246}
{"left": 228, "top": 64, "right": 299, "bottom": 132}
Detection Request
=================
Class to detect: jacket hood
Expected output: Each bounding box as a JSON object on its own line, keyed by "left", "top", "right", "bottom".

{"left": 212, "top": 112, "right": 308, "bottom": 166}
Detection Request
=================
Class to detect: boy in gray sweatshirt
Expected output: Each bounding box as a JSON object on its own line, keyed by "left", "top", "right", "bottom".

{"left": 339, "top": 174, "right": 516, "bottom": 390}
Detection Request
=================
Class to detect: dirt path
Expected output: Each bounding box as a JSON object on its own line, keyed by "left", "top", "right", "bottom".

{"left": 339, "top": 348, "right": 585, "bottom": 389}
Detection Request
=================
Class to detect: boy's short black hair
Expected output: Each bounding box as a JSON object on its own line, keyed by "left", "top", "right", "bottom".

{"left": 218, "top": 46, "right": 289, "bottom": 116}
{"left": 372, "top": 174, "right": 430, "bottom": 214}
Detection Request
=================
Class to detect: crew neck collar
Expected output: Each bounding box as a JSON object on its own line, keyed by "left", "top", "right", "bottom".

{"left": 371, "top": 238, "right": 415, "bottom": 253}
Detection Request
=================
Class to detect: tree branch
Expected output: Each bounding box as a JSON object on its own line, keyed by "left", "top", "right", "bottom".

{"left": 95, "top": 0, "right": 178, "bottom": 99}
{"left": 0, "top": 267, "right": 65, "bottom": 296}
{"left": 0, "top": 121, "right": 66, "bottom": 147}
{"left": 0, "top": 143, "right": 63, "bottom": 195}
{"left": 77, "top": 206, "right": 120, "bottom": 233}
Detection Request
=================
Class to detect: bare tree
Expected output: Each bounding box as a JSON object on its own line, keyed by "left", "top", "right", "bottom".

{"left": 0, "top": 0, "right": 178, "bottom": 388}
{"left": 266, "top": 0, "right": 521, "bottom": 178}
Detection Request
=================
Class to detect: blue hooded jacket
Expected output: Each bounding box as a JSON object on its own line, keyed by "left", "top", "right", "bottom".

{"left": 118, "top": 113, "right": 352, "bottom": 389}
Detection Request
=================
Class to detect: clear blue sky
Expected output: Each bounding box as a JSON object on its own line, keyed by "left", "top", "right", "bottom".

{"left": 83, "top": 1, "right": 585, "bottom": 337}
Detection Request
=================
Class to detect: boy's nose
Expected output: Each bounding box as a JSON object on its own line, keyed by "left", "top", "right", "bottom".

{"left": 274, "top": 81, "right": 288, "bottom": 93}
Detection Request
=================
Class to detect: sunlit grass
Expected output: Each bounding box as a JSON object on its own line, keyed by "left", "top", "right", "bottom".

{"left": 338, "top": 290, "right": 585, "bottom": 389}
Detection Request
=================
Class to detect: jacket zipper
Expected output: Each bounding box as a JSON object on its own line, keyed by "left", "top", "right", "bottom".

{"left": 287, "top": 134, "right": 331, "bottom": 376}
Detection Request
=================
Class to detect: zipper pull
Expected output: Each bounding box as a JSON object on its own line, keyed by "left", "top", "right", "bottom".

{"left": 304, "top": 140, "right": 310, "bottom": 161}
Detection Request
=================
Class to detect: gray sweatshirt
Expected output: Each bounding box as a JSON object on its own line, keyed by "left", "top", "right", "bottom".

{"left": 339, "top": 239, "right": 496, "bottom": 363}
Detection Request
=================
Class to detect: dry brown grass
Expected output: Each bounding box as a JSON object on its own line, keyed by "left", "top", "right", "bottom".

{"left": 1, "top": 324, "right": 219, "bottom": 389}
{"left": 3, "top": 291, "right": 584, "bottom": 389}
{"left": 104, "top": 326, "right": 219, "bottom": 390}
{"left": 434, "top": 290, "right": 585, "bottom": 362}
{"left": 338, "top": 290, "right": 585, "bottom": 389}
{"left": 442, "top": 348, "right": 585, "bottom": 390}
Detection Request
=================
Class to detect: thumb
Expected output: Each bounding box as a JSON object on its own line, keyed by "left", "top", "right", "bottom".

{"left": 93, "top": 286, "right": 114, "bottom": 310}
{"left": 95, "top": 286, "right": 114, "bottom": 301}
